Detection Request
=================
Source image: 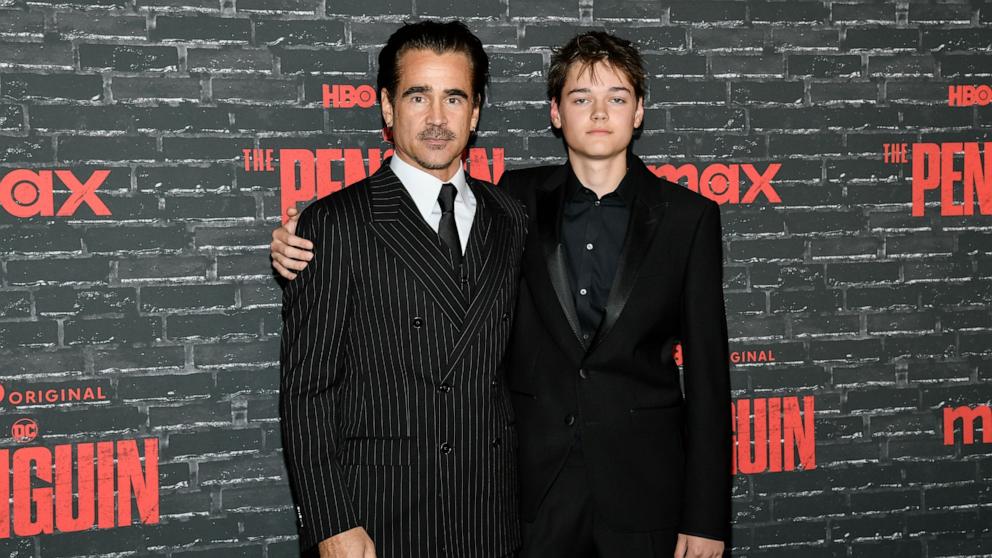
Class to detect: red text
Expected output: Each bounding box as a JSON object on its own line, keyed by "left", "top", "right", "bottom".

{"left": 280, "top": 148, "right": 504, "bottom": 223}
{"left": 0, "top": 438, "right": 159, "bottom": 538}
{"left": 0, "top": 170, "right": 111, "bottom": 218}
{"left": 648, "top": 163, "right": 782, "bottom": 205}
{"left": 732, "top": 396, "right": 816, "bottom": 475}
{"left": 911, "top": 142, "right": 992, "bottom": 216}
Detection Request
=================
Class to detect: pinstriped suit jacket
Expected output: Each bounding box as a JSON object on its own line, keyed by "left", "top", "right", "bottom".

{"left": 279, "top": 162, "right": 527, "bottom": 557}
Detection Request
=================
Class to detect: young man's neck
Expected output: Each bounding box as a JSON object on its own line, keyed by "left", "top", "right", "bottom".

{"left": 567, "top": 149, "right": 628, "bottom": 199}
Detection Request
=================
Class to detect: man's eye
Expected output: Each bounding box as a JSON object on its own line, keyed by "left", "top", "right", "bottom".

{"left": 411, "top": 95, "right": 425, "bottom": 103}
{"left": 447, "top": 97, "right": 463, "bottom": 104}
{"left": 611, "top": 97, "right": 627, "bottom": 104}
{"left": 573, "top": 98, "right": 589, "bottom": 104}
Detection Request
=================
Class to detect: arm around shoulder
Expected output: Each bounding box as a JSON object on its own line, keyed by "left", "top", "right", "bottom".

{"left": 280, "top": 203, "right": 362, "bottom": 549}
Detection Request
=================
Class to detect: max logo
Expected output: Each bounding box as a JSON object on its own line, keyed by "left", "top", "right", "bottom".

{"left": 0, "top": 170, "right": 111, "bottom": 218}
{"left": 648, "top": 163, "right": 782, "bottom": 205}
{"left": 323, "top": 84, "right": 377, "bottom": 109}
{"left": 911, "top": 142, "right": 991, "bottom": 216}
{"left": 948, "top": 85, "right": 992, "bottom": 107}
{"left": 943, "top": 405, "right": 991, "bottom": 445}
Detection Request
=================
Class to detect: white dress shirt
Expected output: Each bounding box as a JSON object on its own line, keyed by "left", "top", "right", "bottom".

{"left": 390, "top": 154, "right": 476, "bottom": 254}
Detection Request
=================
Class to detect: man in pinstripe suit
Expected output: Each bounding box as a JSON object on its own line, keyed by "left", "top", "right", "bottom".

{"left": 276, "top": 30, "right": 731, "bottom": 558}
{"left": 278, "top": 21, "right": 526, "bottom": 558}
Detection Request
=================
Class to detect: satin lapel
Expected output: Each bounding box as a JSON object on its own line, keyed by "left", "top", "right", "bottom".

{"left": 522, "top": 165, "right": 587, "bottom": 358}
{"left": 588, "top": 163, "right": 668, "bottom": 351}
{"left": 540, "top": 186, "right": 585, "bottom": 348}
{"left": 439, "top": 180, "right": 511, "bottom": 381}
{"left": 367, "top": 165, "right": 467, "bottom": 326}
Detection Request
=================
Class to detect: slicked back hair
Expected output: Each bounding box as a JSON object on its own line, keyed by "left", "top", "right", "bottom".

{"left": 377, "top": 20, "right": 490, "bottom": 107}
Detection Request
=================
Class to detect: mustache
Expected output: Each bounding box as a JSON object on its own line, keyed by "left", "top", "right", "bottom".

{"left": 417, "top": 126, "right": 456, "bottom": 141}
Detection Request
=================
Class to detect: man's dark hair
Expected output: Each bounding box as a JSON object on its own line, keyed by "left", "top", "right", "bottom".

{"left": 546, "top": 31, "right": 646, "bottom": 103}
{"left": 377, "top": 20, "right": 489, "bottom": 107}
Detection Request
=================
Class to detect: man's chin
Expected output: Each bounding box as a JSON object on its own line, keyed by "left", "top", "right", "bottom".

{"left": 410, "top": 151, "right": 461, "bottom": 171}
{"left": 570, "top": 145, "right": 627, "bottom": 161}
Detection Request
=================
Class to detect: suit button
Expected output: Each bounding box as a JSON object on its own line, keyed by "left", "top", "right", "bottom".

{"left": 412, "top": 317, "right": 424, "bottom": 328}
{"left": 578, "top": 368, "right": 589, "bottom": 379}
{"left": 501, "top": 312, "right": 510, "bottom": 321}
{"left": 565, "top": 414, "right": 576, "bottom": 426}
{"left": 440, "top": 442, "right": 452, "bottom": 455}
{"left": 438, "top": 383, "right": 452, "bottom": 393}
{"left": 491, "top": 378, "right": 499, "bottom": 388}
{"left": 460, "top": 275, "right": 469, "bottom": 285}
{"left": 492, "top": 437, "right": 502, "bottom": 448}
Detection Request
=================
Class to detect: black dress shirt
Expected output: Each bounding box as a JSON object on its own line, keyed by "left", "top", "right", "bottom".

{"left": 561, "top": 165, "right": 634, "bottom": 341}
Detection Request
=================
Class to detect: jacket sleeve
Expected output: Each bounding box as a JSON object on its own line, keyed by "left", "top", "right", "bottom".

{"left": 279, "top": 202, "right": 359, "bottom": 549}
{"left": 678, "top": 200, "right": 732, "bottom": 541}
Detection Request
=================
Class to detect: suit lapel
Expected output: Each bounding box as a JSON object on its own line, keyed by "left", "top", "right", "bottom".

{"left": 588, "top": 158, "right": 668, "bottom": 351}
{"left": 521, "top": 164, "right": 587, "bottom": 361}
{"left": 367, "top": 164, "right": 467, "bottom": 326}
{"left": 439, "top": 180, "right": 512, "bottom": 381}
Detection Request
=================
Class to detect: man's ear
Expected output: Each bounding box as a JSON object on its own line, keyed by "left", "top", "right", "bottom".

{"left": 550, "top": 97, "right": 562, "bottom": 129}
{"left": 471, "top": 94, "right": 481, "bottom": 131}
{"left": 634, "top": 96, "right": 644, "bottom": 128}
{"left": 380, "top": 88, "right": 394, "bottom": 128}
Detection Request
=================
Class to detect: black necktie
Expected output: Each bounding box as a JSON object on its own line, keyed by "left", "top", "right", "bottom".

{"left": 437, "top": 182, "right": 462, "bottom": 270}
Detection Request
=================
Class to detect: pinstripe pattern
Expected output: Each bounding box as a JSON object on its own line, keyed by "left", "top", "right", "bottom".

{"left": 280, "top": 162, "right": 526, "bottom": 557}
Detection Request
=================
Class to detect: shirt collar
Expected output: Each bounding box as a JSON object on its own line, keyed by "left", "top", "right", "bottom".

{"left": 390, "top": 153, "right": 469, "bottom": 205}
{"left": 564, "top": 159, "right": 634, "bottom": 205}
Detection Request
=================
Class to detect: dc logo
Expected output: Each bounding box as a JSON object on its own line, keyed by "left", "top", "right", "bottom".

{"left": 11, "top": 418, "right": 38, "bottom": 443}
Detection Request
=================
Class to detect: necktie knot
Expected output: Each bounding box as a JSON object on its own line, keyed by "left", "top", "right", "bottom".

{"left": 438, "top": 182, "right": 457, "bottom": 213}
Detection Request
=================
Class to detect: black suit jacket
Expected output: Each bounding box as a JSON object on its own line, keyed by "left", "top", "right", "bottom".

{"left": 499, "top": 153, "right": 732, "bottom": 540}
{"left": 279, "top": 163, "right": 527, "bottom": 557}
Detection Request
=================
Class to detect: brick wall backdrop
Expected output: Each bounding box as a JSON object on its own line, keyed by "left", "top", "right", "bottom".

{"left": 1, "top": 0, "right": 991, "bottom": 556}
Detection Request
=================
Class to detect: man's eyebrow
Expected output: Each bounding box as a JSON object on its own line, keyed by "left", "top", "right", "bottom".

{"left": 401, "top": 85, "right": 431, "bottom": 97}
{"left": 567, "top": 86, "right": 632, "bottom": 95}
{"left": 444, "top": 88, "right": 469, "bottom": 98}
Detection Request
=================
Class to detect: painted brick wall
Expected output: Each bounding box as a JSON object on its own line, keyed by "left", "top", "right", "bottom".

{"left": 0, "top": 0, "right": 990, "bottom": 556}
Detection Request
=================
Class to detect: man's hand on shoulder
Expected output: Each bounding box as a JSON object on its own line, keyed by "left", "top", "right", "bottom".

{"left": 318, "top": 527, "right": 376, "bottom": 558}
{"left": 674, "top": 533, "right": 724, "bottom": 558}
{"left": 271, "top": 206, "right": 315, "bottom": 280}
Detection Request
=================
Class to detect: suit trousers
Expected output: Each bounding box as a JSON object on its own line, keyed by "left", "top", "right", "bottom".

{"left": 518, "top": 446, "right": 678, "bottom": 558}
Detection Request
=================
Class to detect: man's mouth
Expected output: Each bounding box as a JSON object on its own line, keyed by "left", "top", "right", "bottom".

{"left": 422, "top": 137, "right": 451, "bottom": 149}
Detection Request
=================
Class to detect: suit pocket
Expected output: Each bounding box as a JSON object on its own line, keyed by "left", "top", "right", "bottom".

{"left": 338, "top": 437, "right": 415, "bottom": 466}
{"left": 628, "top": 404, "right": 684, "bottom": 449}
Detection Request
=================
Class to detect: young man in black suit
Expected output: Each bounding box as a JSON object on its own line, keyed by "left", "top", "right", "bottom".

{"left": 273, "top": 31, "right": 730, "bottom": 558}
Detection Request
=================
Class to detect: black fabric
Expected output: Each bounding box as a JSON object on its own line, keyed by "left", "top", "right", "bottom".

{"left": 437, "top": 181, "right": 463, "bottom": 270}
{"left": 518, "top": 448, "right": 678, "bottom": 558}
{"left": 561, "top": 166, "right": 633, "bottom": 340}
{"left": 498, "top": 152, "right": 733, "bottom": 541}
{"left": 280, "top": 162, "right": 528, "bottom": 557}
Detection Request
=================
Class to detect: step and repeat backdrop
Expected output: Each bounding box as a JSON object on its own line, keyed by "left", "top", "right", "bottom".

{"left": 1, "top": 0, "right": 991, "bottom": 556}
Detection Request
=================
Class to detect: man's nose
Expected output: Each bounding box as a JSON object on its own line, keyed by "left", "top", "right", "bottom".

{"left": 427, "top": 100, "right": 447, "bottom": 125}
{"left": 591, "top": 99, "right": 608, "bottom": 120}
